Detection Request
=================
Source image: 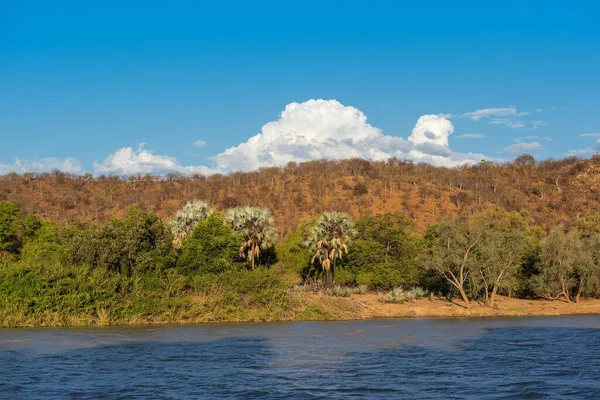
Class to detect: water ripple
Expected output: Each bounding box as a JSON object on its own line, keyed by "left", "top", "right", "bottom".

{"left": 1, "top": 316, "right": 600, "bottom": 399}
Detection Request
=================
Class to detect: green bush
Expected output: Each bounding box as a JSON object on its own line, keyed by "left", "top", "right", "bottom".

{"left": 342, "top": 213, "right": 423, "bottom": 289}
{"left": 276, "top": 218, "right": 313, "bottom": 275}
{"left": 177, "top": 214, "right": 243, "bottom": 274}
{"left": 0, "top": 201, "right": 20, "bottom": 253}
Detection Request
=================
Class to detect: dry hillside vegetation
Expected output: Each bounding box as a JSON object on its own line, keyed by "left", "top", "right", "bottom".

{"left": 1, "top": 154, "right": 599, "bottom": 234}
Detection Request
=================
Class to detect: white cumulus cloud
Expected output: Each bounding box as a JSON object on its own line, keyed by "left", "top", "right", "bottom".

{"left": 55, "top": 99, "right": 496, "bottom": 176}
{"left": 0, "top": 157, "right": 82, "bottom": 175}
{"left": 93, "top": 144, "right": 215, "bottom": 176}
{"left": 194, "top": 140, "right": 207, "bottom": 147}
{"left": 210, "top": 99, "right": 489, "bottom": 172}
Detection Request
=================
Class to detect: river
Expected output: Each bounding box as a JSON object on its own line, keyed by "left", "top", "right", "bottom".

{"left": 1, "top": 315, "right": 600, "bottom": 399}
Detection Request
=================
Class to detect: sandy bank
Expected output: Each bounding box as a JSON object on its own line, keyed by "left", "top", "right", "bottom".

{"left": 296, "top": 293, "right": 600, "bottom": 321}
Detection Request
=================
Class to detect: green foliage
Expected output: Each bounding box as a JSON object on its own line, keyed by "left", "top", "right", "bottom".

{"left": 19, "top": 221, "right": 66, "bottom": 265}
{"left": 76, "top": 207, "right": 176, "bottom": 275}
{"left": 531, "top": 229, "right": 579, "bottom": 301}
{"left": 177, "top": 214, "right": 243, "bottom": 274}
{"left": 469, "top": 207, "right": 541, "bottom": 306}
{"left": 531, "top": 227, "right": 599, "bottom": 302}
{"left": 574, "top": 215, "right": 600, "bottom": 299}
{"left": 0, "top": 201, "right": 20, "bottom": 253}
{"left": 20, "top": 214, "right": 42, "bottom": 243}
{"left": 423, "top": 215, "right": 479, "bottom": 306}
{"left": 277, "top": 218, "right": 313, "bottom": 276}
{"left": 189, "top": 267, "right": 292, "bottom": 321}
{"left": 0, "top": 206, "right": 294, "bottom": 328}
{"left": 344, "top": 213, "right": 423, "bottom": 289}
{"left": 5, "top": 198, "right": 600, "bottom": 328}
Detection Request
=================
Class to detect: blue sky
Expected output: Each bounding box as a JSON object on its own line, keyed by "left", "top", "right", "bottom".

{"left": 1, "top": 1, "right": 599, "bottom": 175}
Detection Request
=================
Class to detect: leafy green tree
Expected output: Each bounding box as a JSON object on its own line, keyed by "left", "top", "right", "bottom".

{"left": 169, "top": 200, "right": 213, "bottom": 247}
{"left": 423, "top": 215, "right": 482, "bottom": 307}
{"left": 20, "top": 214, "right": 42, "bottom": 243}
{"left": 0, "top": 201, "right": 20, "bottom": 254}
{"left": 573, "top": 215, "right": 600, "bottom": 301}
{"left": 470, "top": 208, "right": 540, "bottom": 307}
{"left": 532, "top": 228, "right": 589, "bottom": 302}
{"left": 345, "top": 213, "right": 422, "bottom": 288}
{"left": 277, "top": 217, "right": 314, "bottom": 276}
{"left": 19, "top": 220, "right": 66, "bottom": 265}
{"left": 226, "top": 207, "right": 277, "bottom": 270}
{"left": 65, "top": 207, "right": 175, "bottom": 275}
{"left": 177, "top": 214, "right": 243, "bottom": 274}
{"left": 306, "top": 212, "right": 356, "bottom": 284}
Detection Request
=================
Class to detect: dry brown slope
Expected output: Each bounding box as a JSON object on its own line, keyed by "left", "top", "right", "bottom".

{"left": 1, "top": 155, "right": 599, "bottom": 234}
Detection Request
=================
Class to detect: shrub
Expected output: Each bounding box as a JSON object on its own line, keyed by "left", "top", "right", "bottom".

{"left": 326, "top": 285, "right": 353, "bottom": 297}
{"left": 356, "top": 284, "right": 369, "bottom": 294}
{"left": 177, "top": 214, "right": 243, "bottom": 274}
{"left": 0, "top": 201, "right": 20, "bottom": 253}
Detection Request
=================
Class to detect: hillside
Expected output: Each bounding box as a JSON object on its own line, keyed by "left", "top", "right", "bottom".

{"left": 1, "top": 154, "right": 599, "bottom": 235}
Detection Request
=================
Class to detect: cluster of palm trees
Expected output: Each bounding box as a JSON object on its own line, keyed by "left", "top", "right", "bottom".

{"left": 170, "top": 200, "right": 355, "bottom": 278}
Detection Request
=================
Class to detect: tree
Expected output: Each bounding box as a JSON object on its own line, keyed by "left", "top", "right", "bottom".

{"left": 20, "top": 214, "right": 42, "bottom": 243}
{"left": 0, "top": 201, "right": 20, "bottom": 254}
{"left": 513, "top": 154, "right": 536, "bottom": 167}
{"left": 177, "top": 214, "right": 242, "bottom": 274}
{"left": 226, "top": 207, "right": 277, "bottom": 270}
{"left": 573, "top": 215, "right": 600, "bottom": 301}
{"left": 277, "top": 217, "right": 314, "bottom": 276}
{"left": 345, "top": 213, "right": 423, "bottom": 288}
{"left": 169, "top": 201, "right": 213, "bottom": 247}
{"left": 423, "top": 215, "right": 482, "bottom": 307}
{"left": 306, "top": 212, "right": 356, "bottom": 284}
{"left": 67, "top": 207, "right": 176, "bottom": 275}
{"left": 532, "top": 229, "right": 588, "bottom": 302}
{"left": 470, "top": 208, "right": 540, "bottom": 307}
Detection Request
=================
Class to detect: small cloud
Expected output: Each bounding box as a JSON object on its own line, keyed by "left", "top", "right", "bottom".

{"left": 490, "top": 118, "right": 525, "bottom": 129}
{"left": 438, "top": 113, "right": 455, "bottom": 119}
{"left": 463, "top": 107, "right": 517, "bottom": 121}
{"left": 530, "top": 120, "right": 547, "bottom": 129}
{"left": 515, "top": 111, "right": 530, "bottom": 116}
{"left": 194, "top": 140, "right": 207, "bottom": 147}
{"left": 455, "top": 134, "right": 486, "bottom": 139}
{"left": 503, "top": 139, "right": 542, "bottom": 153}
{"left": 544, "top": 137, "right": 552, "bottom": 141}
{"left": 566, "top": 148, "right": 597, "bottom": 157}
{"left": 521, "top": 135, "right": 538, "bottom": 139}
{"left": 581, "top": 133, "right": 600, "bottom": 137}
{"left": 536, "top": 108, "right": 543, "bottom": 113}
{"left": 0, "top": 157, "right": 82, "bottom": 175}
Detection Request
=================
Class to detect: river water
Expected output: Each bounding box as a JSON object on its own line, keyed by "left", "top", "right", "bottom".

{"left": 1, "top": 315, "right": 600, "bottom": 399}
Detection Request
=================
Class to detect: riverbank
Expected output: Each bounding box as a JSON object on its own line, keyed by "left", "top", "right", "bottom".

{"left": 4, "top": 292, "right": 600, "bottom": 328}
{"left": 295, "top": 293, "right": 600, "bottom": 321}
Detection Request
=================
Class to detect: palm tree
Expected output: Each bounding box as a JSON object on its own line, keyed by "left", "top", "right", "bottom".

{"left": 225, "top": 207, "right": 277, "bottom": 270}
{"left": 169, "top": 201, "right": 213, "bottom": 247}
{"left": 306, "top": 212, "right": 356, "bottom": 284}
